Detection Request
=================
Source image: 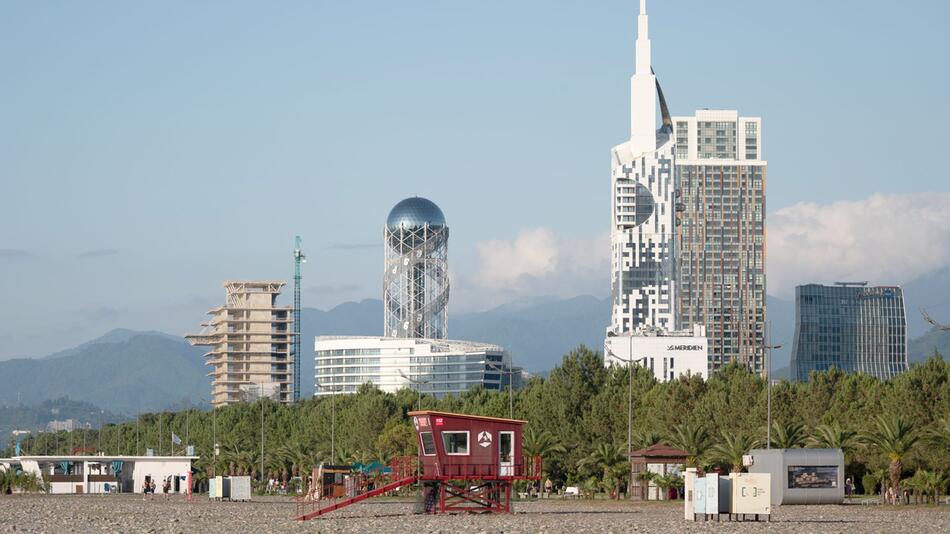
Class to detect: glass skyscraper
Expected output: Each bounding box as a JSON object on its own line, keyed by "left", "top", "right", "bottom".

{"left": 790, "top": 283, "right": 908, "bottom": 381}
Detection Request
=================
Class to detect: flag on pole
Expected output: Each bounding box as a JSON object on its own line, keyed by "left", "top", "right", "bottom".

{"left": 172, "top": 433, "right": 182, "bottom": 445}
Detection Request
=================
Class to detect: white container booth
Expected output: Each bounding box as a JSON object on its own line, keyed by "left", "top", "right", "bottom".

{"left": 730, "top": 473, "right": 771, "bottom": 521}
{"left": 747, "top": 448, "right": 844, "bottom": 505}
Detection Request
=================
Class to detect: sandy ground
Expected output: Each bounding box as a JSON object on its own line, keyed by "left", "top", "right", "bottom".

{"left": 1, "top": 494, "right": 949, "bottom": 533}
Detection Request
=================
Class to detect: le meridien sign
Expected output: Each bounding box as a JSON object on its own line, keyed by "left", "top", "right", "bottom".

{"left": 667, "top": 345, "right": 704, "bottom": 351}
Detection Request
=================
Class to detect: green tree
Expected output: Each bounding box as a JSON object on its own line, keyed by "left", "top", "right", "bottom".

{"left": 710, "top": 431, "right": 760, "bottom": 473}
{"left": 769, "top": 421, "right": 807, "bottom": 449}
{"left": 808, "top": 421, "right": 858, "bottom": 462}
{"left": 523, "top": 427, "right": 566, "bottom": 492}
{"left": 925, "top": 417, "right": 950, "bottom": 470}
{"left": 665, "top": 422, "right": 711, "bottom": 470}
{"left": 860, "top": 415, "right": 919, "bottom": 494}
{"left": 578, "top": 443, "right": 626, "bottom": 498}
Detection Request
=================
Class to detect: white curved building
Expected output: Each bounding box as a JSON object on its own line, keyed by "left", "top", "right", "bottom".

{"left": 314, "top": 336, "right": 511, "bottom": 397}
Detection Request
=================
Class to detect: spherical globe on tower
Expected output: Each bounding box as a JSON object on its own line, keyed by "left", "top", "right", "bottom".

{"left": 384, "top": 197, "right": 449, "bottom": 339}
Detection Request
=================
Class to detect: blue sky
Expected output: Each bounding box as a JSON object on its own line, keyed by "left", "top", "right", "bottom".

{"left": 1, "top": 0, "right": 948, "bottom": 358}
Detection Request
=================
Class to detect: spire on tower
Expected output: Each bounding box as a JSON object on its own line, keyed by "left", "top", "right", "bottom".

{"left": 629, "top": 0, "right": 657, "bottom": 153}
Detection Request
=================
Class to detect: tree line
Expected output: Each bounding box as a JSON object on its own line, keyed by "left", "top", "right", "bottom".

{"left": 6, "top": 346, "right": 950, "bottom": 499}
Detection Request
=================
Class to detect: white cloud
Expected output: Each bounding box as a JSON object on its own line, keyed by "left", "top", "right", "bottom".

{"left": 767, "top": 193, "right": 950, "bottom": 298}
{"left": 454, "top": 228, "right": 608, "bottom": 311}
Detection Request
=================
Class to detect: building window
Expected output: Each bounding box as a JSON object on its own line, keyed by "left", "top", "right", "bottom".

{"left": 419, "top": 432, "right": 436, "bottom": 456}
{"left": 442, "top": 431, "right": 469, "bottom": 455}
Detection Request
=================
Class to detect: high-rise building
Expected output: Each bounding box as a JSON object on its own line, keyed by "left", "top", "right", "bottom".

{"left": 673, "top": 109, "right": 767, "bottom": 373}
{"left": 384, "top": 197, "right": 449, "bottom": 339}
{"left": 603, "top": 1, "right": 708, "bottom": 381}
{"left": 608, "top": 0, "right": 676, "bottom": 335}
{"left": 790, "top": 283, "right": 908, "bottom": 381}
{"left": 186, "top": 281, "right": 295, "bottom": 407}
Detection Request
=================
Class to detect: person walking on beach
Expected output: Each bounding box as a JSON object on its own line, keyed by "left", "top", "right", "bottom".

{"left": 163, "top": 478, "right": 171, "bottom": 500}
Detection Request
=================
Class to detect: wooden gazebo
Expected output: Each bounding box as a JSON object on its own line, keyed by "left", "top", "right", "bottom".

{"left": 628, "top": 443, "right": 688, "bottom": 500}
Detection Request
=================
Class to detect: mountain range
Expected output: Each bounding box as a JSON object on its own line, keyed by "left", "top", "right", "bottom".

{"left": 2, "top": 269, "right": 947, "bottom": 418}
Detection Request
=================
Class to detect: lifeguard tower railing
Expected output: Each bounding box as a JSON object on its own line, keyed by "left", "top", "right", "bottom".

{"left": 422, "top": 455, "right": 543, "bottom": 480}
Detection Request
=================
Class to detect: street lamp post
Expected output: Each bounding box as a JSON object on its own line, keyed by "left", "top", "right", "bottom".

{"left": 485, "top": 361, "right": 514, "bottom": 419}
{"left": 764, "top": 321, "right": 784, "bottom": 450}
{"left": 259, "top": 385, "right": 265, "bottom": 484}
{"left": 612, "top": 340, "right": 648, "bottom": 499}
{"left": 399, "top": 370, "right": 431, "bottom": 412}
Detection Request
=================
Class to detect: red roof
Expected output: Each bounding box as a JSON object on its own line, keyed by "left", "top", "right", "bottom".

{"left": 407, "top": 410, "right": 527, "bottom": 425}
{"left": 628, "top": 443, "right": 688, "bottom": 458}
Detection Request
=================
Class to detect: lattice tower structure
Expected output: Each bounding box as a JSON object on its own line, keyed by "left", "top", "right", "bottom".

{"left": 384, "top": 197, "right": 449, "bottom": 339}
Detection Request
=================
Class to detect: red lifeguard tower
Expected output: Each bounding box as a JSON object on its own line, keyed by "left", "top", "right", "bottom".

{"left": 294, "top": 410, "right": 541, "bottom": 520}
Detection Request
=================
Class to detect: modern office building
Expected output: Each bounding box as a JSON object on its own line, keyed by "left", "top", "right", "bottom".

{"left": 186, "top": 280, "right": 295, "bottom": 407}
{"left": 314, "top": 336, "right": 512, "bottom": 397}
{"left": 604, "top": 1, "right": 707, "bottom": 377}
{"left": 605, "top": 325, "right": 709, "bottom": 381}
{"left": 384, "top": 197, "right": 449, "bottom": 339}
{"left": 673, "top": 109, "right": 767, "bottom": 374}
{"left": 790, "top": 283, "right": 908, "bottom": 381}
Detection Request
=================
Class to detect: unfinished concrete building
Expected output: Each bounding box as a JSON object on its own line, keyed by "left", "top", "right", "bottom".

{"left": 186, "top": 280, "right": 294, "bottom": 407}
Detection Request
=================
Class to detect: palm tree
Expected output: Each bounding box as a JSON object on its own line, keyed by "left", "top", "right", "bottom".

{"left": 522, "top": 428, "right": 565, "bottom": 493}
{"left": 665, "top": 422, "right": 712, "bottom": 470}
{"left": 860, "top": 414, "right": 919, "bottom": 495}
{"left": 916, "top": 470, "right": 949, "bottom": 505}
{"left": 809, "top": 421, "right": 858, "bottom": 455}
{"left": 769, "top": 421, "right": 807, "bottom": 449}
{"left": 632, "top": 429, "right": 664, "bottom": 451}
{"left": 523, "top": 427, "right": 566, "bottom": 460}
{"left": 578, "top": 443, "right": 626, "bottom": 499}
{"left": 925, "top": 417, "right": 950, "bottom": 470}
{"left": 654, "top": 473, "right": 684, "bottom": 501}
{"left": 710, "top": 431, "right": 760, "bottom": 473}
{"left": 332, "top": 447, "right": 353, "bottom": 466}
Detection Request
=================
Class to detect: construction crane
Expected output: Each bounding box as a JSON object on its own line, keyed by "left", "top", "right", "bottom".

{"left": 293, "top": 236, "right": 306, "bottom": 402}
{"left": 921, "top": 308, "right": 950, "bottom": 331}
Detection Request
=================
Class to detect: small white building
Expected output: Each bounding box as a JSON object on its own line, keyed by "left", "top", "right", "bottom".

{"left": 0, "top": 455, "right": 197, "bottom": 494}
{"left": 604, "top": 325, "right": 708, "bottom": 381}
{"left": 315, "top": 336, "right": 516, "bottom": 397}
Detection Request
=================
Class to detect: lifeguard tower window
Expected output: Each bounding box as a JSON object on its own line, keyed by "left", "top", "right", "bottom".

{"left": 443, "top": 431, "right": 469, "bottom": 455}
{"left": 420, "top": 432, "right": 437, "bottom": 456}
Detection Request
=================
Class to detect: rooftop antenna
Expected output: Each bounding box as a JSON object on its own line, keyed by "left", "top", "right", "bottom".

{"left": 293, "top": 236, "right": 306, "bottom": 401}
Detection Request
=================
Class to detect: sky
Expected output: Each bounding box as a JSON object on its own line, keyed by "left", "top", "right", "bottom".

{"left": 1, "top": 0, "right": 948, "bottom": 359}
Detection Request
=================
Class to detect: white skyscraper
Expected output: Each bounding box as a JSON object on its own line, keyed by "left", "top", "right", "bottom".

{"left": 609, "top": 0, "right": 676, "bottom": 335}
{"left": 604, "top": 1, "right": 708, "bottom": 381}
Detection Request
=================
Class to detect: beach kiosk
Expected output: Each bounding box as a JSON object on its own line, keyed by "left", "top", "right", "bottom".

{"left": 294, "top": 410, "right": 542, "bottom": 520}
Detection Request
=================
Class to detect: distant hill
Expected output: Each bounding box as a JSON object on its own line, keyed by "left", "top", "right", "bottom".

{"left": 451, "top": 295, "right": 609, "bottom": 373}
{"left": 902, "top": 267, "right": 950, "bottom": 338}
{"left": 0, "top": 398, "right": 124, "bottom": 440}
{"left": 13, "top": 283, "right": 947, "bottom": 413}
{"left": 909, "top": 328, "right": 950, "bottom": 364}
{"left": 0, "top": 331, "right": 209, "bottom": 415}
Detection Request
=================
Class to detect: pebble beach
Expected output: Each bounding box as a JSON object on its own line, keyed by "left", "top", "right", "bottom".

{"left": 2, "top": 495, "right": 949, "bottom": 533}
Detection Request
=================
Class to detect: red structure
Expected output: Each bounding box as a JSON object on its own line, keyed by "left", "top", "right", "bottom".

{"left": 294, "top": 410, "right": 541, "bottom": 520}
